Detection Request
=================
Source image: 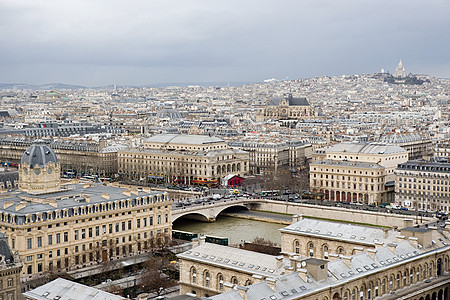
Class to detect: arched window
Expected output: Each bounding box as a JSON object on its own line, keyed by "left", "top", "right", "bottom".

{"left": 245, "top": 280, "right": 253, "bottom": 286}
{"left": 232, "top": 277, "right": 238, "bottom": 285}
{"left": 218, "top": 274, "right": 224, "bottom": 290}
{"left": 204, "top": 271, "right": 210, "bottom": 287}
{"left": 396, "top": 274, "right": 400, "bottom": 289}
{"left": 308, "top": 242, "right": 314, "bottom": 257}
{"left": 294, "top": 240, "right": 300, "bottom": 254}
{"left": 403, "top": 271, "right": 407, "bottom": 286}
{"left": 191, "top": 267, "right": 197, "bottom": 283}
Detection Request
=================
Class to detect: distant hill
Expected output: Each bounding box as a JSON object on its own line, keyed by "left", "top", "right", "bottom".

{"left": 0, "top": 83, "right": 88, "bottom": 90}
{"left": 0, "top": 81, "right": 257, "bottom": 90}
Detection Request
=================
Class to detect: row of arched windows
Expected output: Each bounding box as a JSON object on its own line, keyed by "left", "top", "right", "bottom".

{"left": 190, "top": 267, "right": 252, "bottom": 291}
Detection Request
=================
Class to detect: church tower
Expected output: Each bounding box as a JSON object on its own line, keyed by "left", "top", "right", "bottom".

{"left": 394, "top": 59, "right": 407, "bottom": 78}
{"left": 18, "top": 140, "right": 61, "bottom": 194}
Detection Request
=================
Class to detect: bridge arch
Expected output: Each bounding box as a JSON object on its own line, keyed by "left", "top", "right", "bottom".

{"left": 172, "top": 212, "right": 210, "bottom": 223}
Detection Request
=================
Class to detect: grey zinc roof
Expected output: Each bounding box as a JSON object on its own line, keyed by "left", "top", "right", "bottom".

{"left": 145, "top": 134, "right": 224, "bottom": 145}
{"left": 21, "top": 141, "right": 58, "bottom": 168}
{"left": 22, "top": 277, "right": 125, "bottom": 300}
{"left": 0, "top": 183, "right": 164, "bottom": 216}
{"left": 178, "top": 243, "right": 288, "bottom": 277}
{"left": 209, "top": 241, "right": 440, "bottom": 300}
{"left": 281, "top": 218, "right": 388, "bottom": 245}
{"left": 0, "top": 233, "right": 14, "bottom": 264}
{"left": 326, "top": 142, "right": 407, "bottom": 155}
{"left": 310, "top": 159, "right": 383, "bottom": 169}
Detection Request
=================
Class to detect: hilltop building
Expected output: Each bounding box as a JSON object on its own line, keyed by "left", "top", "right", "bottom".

{"left": 394, "top": 59, "right": 407, "bottom": 78}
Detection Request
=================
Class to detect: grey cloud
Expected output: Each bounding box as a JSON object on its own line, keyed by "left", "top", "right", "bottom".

{"left": 0, "top": 0, "right": 449, "bottom": 85}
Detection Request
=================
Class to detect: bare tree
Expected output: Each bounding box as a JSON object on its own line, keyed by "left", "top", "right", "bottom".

{"left": 138, "top": 256, "right": 174, "bottom": 296}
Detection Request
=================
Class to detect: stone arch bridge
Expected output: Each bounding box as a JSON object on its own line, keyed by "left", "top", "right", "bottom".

{"left": 172, "top": 198, "right": 263, "bottom": 223}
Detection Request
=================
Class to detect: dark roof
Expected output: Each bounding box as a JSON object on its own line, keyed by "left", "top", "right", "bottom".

{"left": 305, "top": 257, "right": 327, "bottom": 265}
{"left": 21, "top": 140, "right": 58, "bottom": 168}
{"left": 402, "top": 227, "right": 430, "bottom": 233}
{"left": 268, "top": 94, "right": 309, "bottom": 106}
{"left": 0, "top": 233, "right": 14, "bottom": 264}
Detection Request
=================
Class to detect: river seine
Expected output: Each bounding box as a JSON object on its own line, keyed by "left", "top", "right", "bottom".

{"left": 173, "top": 215, "right": 286, "bottom": 245}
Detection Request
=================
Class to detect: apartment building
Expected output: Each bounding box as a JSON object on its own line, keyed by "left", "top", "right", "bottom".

{"left": 0, "top": 141, "right": 171, "bottom": 282}
{"left": 118, "top": 134, "right": 249, "bottom": 185}
{"left": 395, "top": 159, "right": 450, "bottom": 212}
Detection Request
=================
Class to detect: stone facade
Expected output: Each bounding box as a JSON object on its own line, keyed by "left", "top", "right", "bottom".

{"left": 310, "top": 160, "right": 386, "bottom": 204}
{"left": 0, "top": 233, "right": 22, "bottom": 300}
{"left": 178, "top": 217, "right": 450, "bottom": 300}
{"left": 0, "top": 142, "right": 172, "bottom": 284}
{"left": 118, "top": 134, "right": 249, "bottom": 185}
{"left": 395, "top": 159, "right": 450, "bottom": 212}
{"left": 256, "top": 94, "right": 315, "bottom": 122}
{"left": 0, "top": 137, "right": 120, "bottom": 177}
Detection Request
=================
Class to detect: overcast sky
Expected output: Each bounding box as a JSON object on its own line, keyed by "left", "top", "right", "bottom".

{"left": 0, "top": 0, "right": 449, "bottom": 86}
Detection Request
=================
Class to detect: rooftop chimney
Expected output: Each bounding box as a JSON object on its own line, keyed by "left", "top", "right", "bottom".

{"left": 292, "top": 214, "right": 303, "bottom": 224}
{"left": 367, "top": 249, "right": 377, "bottom": 260}
{"left": 223, "top": 282, "right": 234, "bottom": 292}
{"left": 387, "top": 243, "right": 397, "bottom": 254}
{"left": 353, "top": 246, "right": 364, "bottom": 254}
{"left": 198, "top": 236, "right": 206, "bottom": 245}
{"left": 276, "top": 256, "right": 284, "bottom": 269}
{"left": 403, "top": 219, "right": 413, "bottom": 228}
{"left": 374, "top": 241, "right": 384, "bottom": 249}
{"left": 298, "top": 268, "right": 308, "bottom": 282}
{"left": 266, "top": 277, "right": 277, "bottom": 291}
{"left": 408, "top": 237, "right": 418, "bottom": 248}
{"left": 341, "top": 255, "right": 352, "bottom": 268}
{"left": 396, "top": 235, "right": 405, "bottom": 243}
{"left": 191, "top": 237, "right": 199, "bottom": 248}
{"left": 237, "top": 286, "right": 249, "bottom": 300}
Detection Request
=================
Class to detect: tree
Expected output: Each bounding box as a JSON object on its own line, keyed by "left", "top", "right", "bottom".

{"left": 138, "top": 256, "right": 174, "bottom": 296}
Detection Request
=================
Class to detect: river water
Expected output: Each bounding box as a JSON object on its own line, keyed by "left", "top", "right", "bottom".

{"left": 172, "top": 215, "right": 286, "bottom": 246}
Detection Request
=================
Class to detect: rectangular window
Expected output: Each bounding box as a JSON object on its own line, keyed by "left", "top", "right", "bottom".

{"left": 144, "top": 218, "right": 147, "bottom": 227}
{"left": 64, "top": 232, "right": 68, "bottom": 242}
{"left": 122, "top": 222, "right": 125, "bottom": 231}
{"left": 89, "top": 228, "right": 93, "bottom": 238}
{"left": 128, "top": 220, "right": 132, "bottom": 230}
{"left": 27, "top": 238, "right": 32, "bottom": 249}
{"left": 109, "top": 224, "right": 113, "bottom": 233}
{"left": 137, "top": 219, "right": 141, "bottom": 228}
{"left": 26, "top": 255, "right": 33, "bottom": 262}
{"left": 82, "top": 229, "right": 86, "bottom": 239}
{"left": 165, "top": 214, "right": 168, "bottom": 223}
{"left": 157, "top": 215, "right": 161, "bottom": 225}
{"left": 74, "top": 230, "right": 79, "bottom": 240}
{"left": 48, "top": 235, "right": 53, "bottom": 246}
{"left": 102, "top": 225, "right": 106, "bottom": 234}
{"left": 150, "top": 217, "right": 153, "bottom": 226}
{"left": 37, "top": 236, "right": 42, "bottom": 248}
{"left": 96, "top": 226, "right": 100, "bottom": 236}
{"left": 38, "top": 263, "right": 42, "bottom": 272}
{"left": 56, "top": 233, "right": 61, "bottom": 244}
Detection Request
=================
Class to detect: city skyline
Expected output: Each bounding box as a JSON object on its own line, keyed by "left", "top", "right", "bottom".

{"left": 0, "top": 0, "right": 449, "bottom": 86}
